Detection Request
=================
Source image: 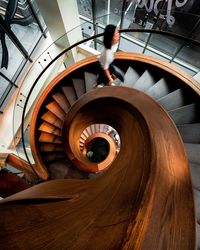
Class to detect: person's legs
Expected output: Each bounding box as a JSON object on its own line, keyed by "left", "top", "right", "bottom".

{"left": 97, "top": 62, "right": 108, "bottom": 85}
{"left": 109, "top": 64, "right": 124, "bottom": 82}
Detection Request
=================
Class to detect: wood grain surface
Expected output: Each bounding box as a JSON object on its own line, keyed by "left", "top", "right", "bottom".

{"left": 0, "top": 87, "right": 195, "bottom": 249}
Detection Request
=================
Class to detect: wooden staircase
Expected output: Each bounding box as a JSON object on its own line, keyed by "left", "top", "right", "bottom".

{"left": 0, "top": 52, "right": 199, "bottom": 249}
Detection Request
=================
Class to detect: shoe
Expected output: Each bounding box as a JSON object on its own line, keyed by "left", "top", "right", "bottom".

{"left": 96, "top": 84, "right": 104, "bottom": 88}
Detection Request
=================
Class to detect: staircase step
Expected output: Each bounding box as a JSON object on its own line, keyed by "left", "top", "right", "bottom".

{"left": 98, "top": 124, "right": 102, "bottom": 132}
{"left": 84, "top": 72, "right": 96, "bottom": 92}
{"left": 52, "top": 92, "right": 70, "bottom": 114}
{"left": 168, "top": 103, "right": 198, "bottom": 125}
{"left": 102, "top": 124, "right": 108, "bottom": 133}
{"left": 43, "top": 152, "right": 66, "bottom": 163}
{"left": 62, "top": 86, "right": 77, "bottom": 105}
{"left": 80, "top": 134, "right": 87, "bottom": 141}
{"left": 103, "top": 124, "right": 109, "bottom": 133}
{"left": 72, "top": 78, "right": 86, "bottom": 98}
{"left": 193, "top": 190, "right": 200, "bottom": 248}
{"left": 158, "top": 89, "right": 186, "bottom": 111}
{"left": 193, "top": 189, "right": 200, "bottom": 223}
{"left": 91, "top": 124, "right": 95, "bottom": 134}
{"left": 41, "top": 111, "right": 63, "bottom": 128}
{"left": 113, "top": 78, "right": 121, "bottom": 86}
{"left": 38, "top": 132, "right": 62, "bottom": 144}
{"left": 83, "top": 130, "right": 89, "bottom": 138}
{"left": 146, "top": 78, "right": 172, "bottom": 100}
{"left": 40, "top": 143, "right": 63, "bottom": 152}
{"left": 123, "top": 66, "right": 140, "bottom": 88}
{"left": 100, "top": 124, "right": 104, "bottom": 132}
{"left": 86, "top": 127, "right": 92, "bottom": 136}
{"left": 113, "top": 65, "right": 125, "bottom": 85}
{"left": 177, "top": 123, "right": 200, "bottom": 143}
{"left": 185, "top": 143, "right": 200, "bottom": 164}
{"left": 197, "top": 223, "right": 200, "bottom": 249}
{"left": 80, "top": 138, "right": 85, "bottom": 144}
{"left": 133, "top": 70, "right": 155, "bottom": 91}
{"left": 46, "top": 101, "right": 66, "bottom": 121}
{"left": 39, "top": 122, "right": 61, "bottom": 136}
{"left": 95, "top": 124, "right": 100, "bottom": 132}
{"left": 80, "top": 141, "right": 84, "bottom": 146}
{"left": 189, "top": 163, "right": 200, "bottom": 190}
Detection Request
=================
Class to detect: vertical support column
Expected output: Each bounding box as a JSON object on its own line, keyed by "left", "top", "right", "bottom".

{"left": 36, "top": 0, "right": 83, "bottom": 63}
{"left": 107, "top": 0, "right": 110, "bottom": 25}
{"left": 119, "top": 0, "right": 127, "bottom": 30}
{"left": 92, "top": 0, "right": 97, "bottom": 50}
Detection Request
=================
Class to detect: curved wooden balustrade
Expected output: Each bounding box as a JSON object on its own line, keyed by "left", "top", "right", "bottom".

{"left": 29, "top": 52, "right": 200, "bottom": 181}
{"left": 0, "top": 87, "right": 195, "bottom": 249}
{"left": 78, "top": 132, "right": 117, "bottom": 172}
{"left": 6, "top": 154, "right": 36, "bottom": 181}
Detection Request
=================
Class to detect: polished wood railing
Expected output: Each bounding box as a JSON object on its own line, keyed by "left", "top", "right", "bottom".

{"left": 0, "top": 86, "right": 195, "bottom": 249}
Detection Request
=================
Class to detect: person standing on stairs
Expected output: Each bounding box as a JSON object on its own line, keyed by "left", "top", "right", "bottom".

{"left": 97, "top": 24, "right": 124, "bottom": 86}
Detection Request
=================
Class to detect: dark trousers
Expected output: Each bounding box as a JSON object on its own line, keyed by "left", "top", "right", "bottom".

{"left": 97, "top": 63, "right": 124, "bottom": 85}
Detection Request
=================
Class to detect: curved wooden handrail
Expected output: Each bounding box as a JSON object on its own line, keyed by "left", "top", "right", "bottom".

{"left": 6, "top": 154, "right": 36, "bottom": 181}
{"left": 68, "top": 132, "right": 117, "bottom": 172}
{"left": 1, "top": 87, "right": 195, "bottom": 249}
{"left": 30, "top": 52, "right": 200, "bottom": 180}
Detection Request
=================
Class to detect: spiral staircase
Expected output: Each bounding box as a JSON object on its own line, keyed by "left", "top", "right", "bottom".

{"left": 0, "top": 52, "right": 200, "bottom": 249}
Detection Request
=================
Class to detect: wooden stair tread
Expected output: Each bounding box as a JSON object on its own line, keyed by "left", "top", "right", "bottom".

{"left": 43, "top": 152, "right": 66, "bottom": 163}
{"left": 62, "top": 86, "right": 77, "bottom": 105}
{"left": 39, "top": 122, "right": 62, "bottom": 136}
{"left": 86, "top": 128, "right": 92, "bottom": 136}
{"left": 39, "top": 132, "right": 62, "bottom": 144}
{"left": 91, "top": 124, "right": 95, "bottom": 134}
{"left": 83, "top": 130, "right": 89, "bottom": 138}
{"left": 40, "top": 143, "right": 64, "bottom": 152}
{"left": 52, "top": 92, "right": 71, "bottom": 114}
{"left": 80, "top": 134, "right": 87, "bottom": 140}
{"left": 46, "top": 101, "right": 66, "bottom": 121}
{"left": 41, "top": 111, "right": 63, "bottom": 128}
{"left": 79, "top": 138, "right": 85, "bottom": 143}
{"left": 100, "top": 124, "right": 104, "bottom": 132}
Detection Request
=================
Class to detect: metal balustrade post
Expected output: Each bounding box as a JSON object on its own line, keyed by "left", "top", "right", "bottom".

{"left": 92, "top": 0, "right": 97, "bottom": 50}
{"left": 142, "top": 0, "right": 166, "bottom": 54}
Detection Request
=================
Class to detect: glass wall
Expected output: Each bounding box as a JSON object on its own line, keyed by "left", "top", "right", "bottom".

{"left": 0, "top": 0, "right": 46, "bottom": 111}
{"left": 77, "top": 0, "right": 200, "bottom": 76}
{"left": 77, "top": 0, "right": 93, "bottom": 19}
